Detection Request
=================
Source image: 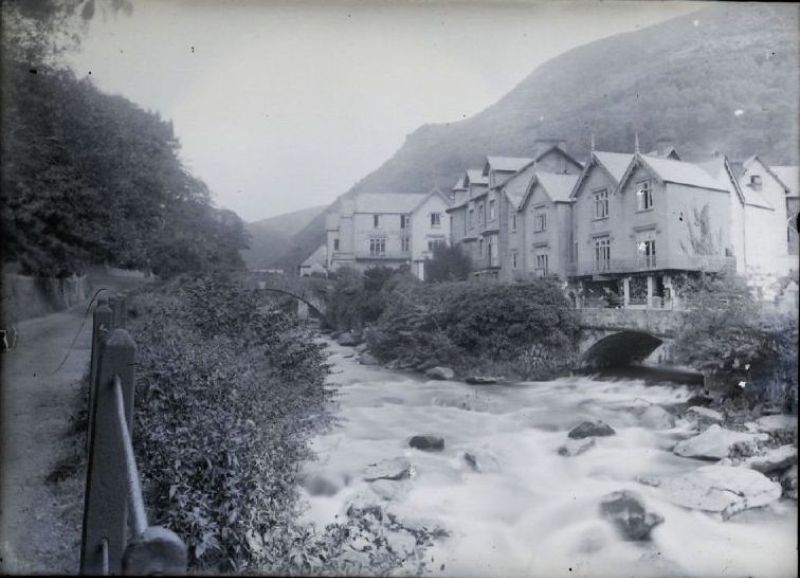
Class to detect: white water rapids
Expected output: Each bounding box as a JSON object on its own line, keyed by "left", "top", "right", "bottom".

{"left": 296, "top": 339, "right": 797, "bottom": 578}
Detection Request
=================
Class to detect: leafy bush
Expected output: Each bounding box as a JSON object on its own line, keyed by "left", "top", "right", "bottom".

{"left": 424, "top": 244, "right": 472, "bottom": 283}
{"left": 367, "top": 278, "right": 581, "bottom": 379}
{"left": 672, "top": 273, "right": 799, "bottom": 411}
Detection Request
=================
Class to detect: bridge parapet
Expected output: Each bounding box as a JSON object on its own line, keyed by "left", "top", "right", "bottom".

{"left": 578, "top": 307, "right": 689, "bottom": 338}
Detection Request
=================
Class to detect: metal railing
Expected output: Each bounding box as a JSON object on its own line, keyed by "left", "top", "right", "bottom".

{"left": 568, "top": 254, "right": 736, "bottom": 277}
{"left": 81, "top": 294, "right": 187, "bottom": 575}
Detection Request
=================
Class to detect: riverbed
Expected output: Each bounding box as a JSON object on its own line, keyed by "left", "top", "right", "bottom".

{"left": 297, "top": 339, "right": 797, "bottom": 578}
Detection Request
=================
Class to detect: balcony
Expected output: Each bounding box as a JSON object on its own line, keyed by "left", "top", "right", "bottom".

{"left": 569, "top": 254, "right": 735, "bottom": 278}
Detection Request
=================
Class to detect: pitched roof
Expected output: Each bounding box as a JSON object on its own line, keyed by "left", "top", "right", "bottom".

{"left": 466, "top": 169, "right": 488, "bottom": 186}
{"left": 452, "top": 175, "right": 467, "bottom": 191}
{"left": 485, "top": 156, "right": 533, "bottom": 174}
{"left": 500, "top": 164, "right": 538, "bottom": 209}
{"left": 536, "top": 172, "right": 580, "bottom": 203}
{"left": 594, "top": 152, "right": 634, "bottom": 183}
{"left": 771, "top": 165, "right": 799, "bottom": 198}
{"left": 408, "top": 187, "right": 453, "bottom": 215}
{"left": 638, "top": 155, "right": 728, "bottom": 191}
{"left": 301, "top": 244, "right": 327, "bottom": 267}
{"left": 354, "top": 193, "right": 428, "bottom": 214}
{"left": 696, "top": 156, "right": 745, "bottom": 203}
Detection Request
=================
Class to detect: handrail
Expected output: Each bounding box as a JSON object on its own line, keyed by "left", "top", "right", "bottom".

{"left": 81, "top": 295, "right": 187, "bottom": 575}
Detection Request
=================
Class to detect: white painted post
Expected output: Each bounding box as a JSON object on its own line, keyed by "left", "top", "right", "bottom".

{"left": 622, "top": 277, "right": 631, "bottom": 308}
{"left": 646, "top": 275, "right": 654, "bottom": 309}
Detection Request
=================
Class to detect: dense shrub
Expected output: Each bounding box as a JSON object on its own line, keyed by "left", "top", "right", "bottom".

{"left": 367, "top": 278, "right": 581, "bottom": 379}
{"left": 424, "top": 244, "right": 472, "bottom": 283}
{"left": 672, "top": 273, "right": 799, "bottom": 411}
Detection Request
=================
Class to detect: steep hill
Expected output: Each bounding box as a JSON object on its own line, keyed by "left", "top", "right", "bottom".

{"left": 241, "top": 205, "right": 327, "bottom": 270}
{"left": 275, "top": 3, "right": 799, "bottom": 272}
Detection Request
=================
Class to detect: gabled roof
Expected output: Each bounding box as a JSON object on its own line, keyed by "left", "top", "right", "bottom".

{"left": 465, "top": 169, "right": 488, "bottom": 186}
{"left": 568, "top": 151, "right": 634, "bottom": 200}
{"left": 620, "top": 154, "right": 728, "bottom": 192}
{"left": 354, "top": 192, "right": 428, "bottom": 214}
{"left": 771, "top": 165, "right": 799, "bottom": 198}
{"left": 645, "top": 146, "right": 680, "bottom": 160}
{"left": 301, "top": 244, "right": 327, "bottom": 267}
{"left": 500, "top": 164, "right": 538, "bottom": 209}
{"left": 696, "top": 156, "right": 745, "bottom": 204}
{"left": 483, "top": 156, "right": 533, "bottom": 176}
{"left": 408, "top": 187, "right": 453, "bottom": 215}
{"left": 452, "top": 175, "right": 467, "bottom": 191}
{"left": 536, "top": 172, "right": 580, "bottom": 203}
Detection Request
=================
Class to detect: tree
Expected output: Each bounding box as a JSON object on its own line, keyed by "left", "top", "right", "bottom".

{"left": 424, "top": 244, "right": 472, "bottom": 283}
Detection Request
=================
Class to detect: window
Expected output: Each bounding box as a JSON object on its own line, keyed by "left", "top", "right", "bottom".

{"left": 535, "top": 253, "right": 549, "bottom": 276}
{"left": 427, "top": 238, "right": 445, "bottom": 252}
{"left": 489, "top": 199, "right": 496, "bottom": 220}
{"left": 468, "top": 207, "right": 475, "bottom": 228}
{"left": 512, "top": 251, "right": 518, "bottom": 269}
{"left": 572, "top": 241, "right": 578, "bottom": 263}
{"left": 430, "top": 212, "right": 441, "bottom": 228}
{"left": 636, "top": 181, "right": 653, "bottom": 211}
{"left": 400, "top": 215, "right": 409, "bottom": 229}
{"left": 750, "top": 174, "right": 763, "bottom": 189}
{"left": 534, "top": 208, "right": 547, "bottom": 232}
{"left": 333, "top": 238, "right": 340, "bottom": 251}
{"left": 594, "top": 189, "right": 609, "bottom": 219}
{"left": 595, "top": 236, "right": 611, "bottom": 272}
{"left": 373, "top": 214, "right": 380, "bottom": 228}
{"left": 489, "top": 238, "right": 498, "bottom": 266}
{"left": 512, "top": 214, "right": 517, "bottom": 232}
{"left": 401, "top": 236, "right": 410, "bottom": 253}
{"left": 479, "top": 238, "right": 484, "bottom": 257}
{"left": 636, "top": 239, "right": 656, "bottom": 268}
{"left": 369, "top": 238, "right": 385, "bottom": 256}
{"left": 478, "top": 203, "right": 485, "bottom": 225}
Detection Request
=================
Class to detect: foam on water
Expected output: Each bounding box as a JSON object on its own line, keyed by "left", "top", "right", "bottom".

{"left": 296, "top": 339, "right": 797, "bottom": 577}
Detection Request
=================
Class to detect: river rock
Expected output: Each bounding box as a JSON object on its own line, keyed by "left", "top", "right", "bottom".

{"left": 465, "top": 376, "right": 499, "bottom": 385}
{"left": 370, "top": 479, "right": 412, "bottom": 501}
{"left": 741, "top": 445, "right": 797, "bottom": 475}
{"left": 409, "top": 435, "right": 445, "bottom": 452}
{"left": 384, "top": 529, "right": 418, "bottom": 557}
{"left": 355, "top": 343, "right": 368, "bottom": 353}
{"left": 463, "top": 450, "right": 500, "bottom": 472}
{"left": 685, "top": 406, "right": 724, "bottom": 427}
{"left": 303, "top": 474, "right": 341, "bottom": 497}
{"left": 685, "top": 392, "right": 715, "bottom": 407}
{"left": 639, "top": 405, "right": 676, "bottom": 429}
{"left": 672, "top": 425, "right": 768, "bottom": 460}
{"left": 337, "top": 331, "right": 363, "bottom": 346}
{"left": 781, "top": 465, "right": 798, "bottom": 500}
{"left": 363, "top": 458, "right": 413, "bottom": 482}
{"left": 599, "top": 490, "right": 664, "bottom": 541}
{"left": 754, "top": 414, "right": 798, "bottom": 434}
{"left": 558, "top": 438, "right": 597, "bottom": 457}
{"left": 359, "top": 352, "right": 380, "bottom": 366}
{"left": 425, "top": 366, "right": 455, "bottom": 380}
{"left": 568, "top": 420, "right": 616, "bottom": 439}
{"left": 643, "top": 465, "right": 782, "bottom": 517}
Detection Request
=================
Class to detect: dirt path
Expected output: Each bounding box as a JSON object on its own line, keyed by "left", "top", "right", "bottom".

{"left": 0, "top": 304, "right": 93, "bottom": 574}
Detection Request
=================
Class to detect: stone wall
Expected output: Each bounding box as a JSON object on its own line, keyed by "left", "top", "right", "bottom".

{"left": 2, "top": 273, "right": 89, "bottom": 324}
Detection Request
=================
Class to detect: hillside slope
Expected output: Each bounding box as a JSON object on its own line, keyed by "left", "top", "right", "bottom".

{"left": 241, "top": 204, "right": 327, "bottom": 270}
{"left": 276, "top": 3, "right": 799, "bottom": 272}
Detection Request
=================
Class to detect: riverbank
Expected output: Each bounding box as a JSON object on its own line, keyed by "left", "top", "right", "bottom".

{"left": 297, "top": 337, "right": 798, "bottom": 578}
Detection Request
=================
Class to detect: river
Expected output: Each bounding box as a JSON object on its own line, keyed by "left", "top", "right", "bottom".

{"left": 297, "top": 338, "right": 797, "bottom": 578}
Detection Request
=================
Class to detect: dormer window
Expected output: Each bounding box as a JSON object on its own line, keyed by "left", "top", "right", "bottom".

{"left": 636, "top": 180, "right": 653, "bottom": 211}
{"left": 750, "top": 175, "right": 763, "bottom": 190}
{"left": 430, "top": 212, "right": 441, "bottom": 228}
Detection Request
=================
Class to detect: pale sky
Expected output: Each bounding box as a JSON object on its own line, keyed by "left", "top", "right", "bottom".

{"left": 66, "top": 0, "right": 704, "bottom": 222}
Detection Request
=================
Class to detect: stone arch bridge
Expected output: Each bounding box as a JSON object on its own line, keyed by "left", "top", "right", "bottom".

{"left": 245, "top": 272, "right": 331, "bottom": 321}
{"left": 577, "top": 307, "right": 690, "bottom": 369}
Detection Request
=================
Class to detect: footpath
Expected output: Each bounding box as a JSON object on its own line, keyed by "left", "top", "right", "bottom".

{"left": 0, "top": 304, "right": 94, "bottom": 574}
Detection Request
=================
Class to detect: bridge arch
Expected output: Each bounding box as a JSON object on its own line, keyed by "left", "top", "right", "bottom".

{"left": 579, "top": 330, "right": 664, "bottom": 369}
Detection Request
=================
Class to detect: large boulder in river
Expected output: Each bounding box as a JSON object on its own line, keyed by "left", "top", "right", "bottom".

{"left": 685, "top": 406, "right": 724, "bottom": 428}
{"left": 641, "top": 465, "right": 782, "bottom": 518}
{"left": 754, "top": 414, "right": 798, "bottom": 434}
{"left": 409, "top": 435, "right": 445, "bottom": 452}
{"left": 672, "top": 425, "right": 768, "bottom": 460}
{"left": 568, "top": 420, "right": 616, "bottom": 439}
{"left": 558, "top": 438, "right": 596, "bottom": 457}
{"left": 781, "top": 465, "right": 798, "bottom": 500}
{"left": 337, "top": 331, "right": 363, "bottom": 346}
{"left": 599, "top": 490, "right": 664, "bottom": 541}
{"left": 639, "top": 405, "right": 676, "bottom": 429}
{"left": 740, "top": 445, "right": 797, "bottom": 475}
{"left": 425, "top": 366, "right": 455, "bottom": 380}
{"left": 363, "top": 458, "right": 413, "bottom": 482}
{"left": 463, "top": 450, "right": 500, "bottom": 472}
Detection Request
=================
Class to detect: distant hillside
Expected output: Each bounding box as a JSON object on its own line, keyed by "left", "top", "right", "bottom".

{"left": 275, "top": 3, "right": 799, "bottom": 272}
{"left": 241, "top": 205, "right": 327, "bottom": 270}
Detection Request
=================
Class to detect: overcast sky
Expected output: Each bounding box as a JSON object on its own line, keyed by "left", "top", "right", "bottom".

{"left": 67, "top": 0, "right": 703, "bottom": 222}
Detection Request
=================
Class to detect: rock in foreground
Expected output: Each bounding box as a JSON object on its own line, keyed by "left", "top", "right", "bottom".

{"left": 781, "top": 465, "right": 798, "bottom": 500}
{"left": 363, "top": 458, "right": 413, "bottom": 482}
{"left": 740, "top": 445, "right": 797, "bottom": 475}
{"left": 599, "top": 490, "right": 664, "bottom": 541}
{"left": 558, "top": 438, "right": 597, "bottom": 457}
{"left": 642, "top": 465, "right": 782, "bottom": 517}
{"left": 337, "top": 331, "right": 363, "bottom": 346}
{"left": 359, "top": 352, "right": 380, "bottom": 366}
{"left": 409, "top": 435, "right": 445, "bottom": 452}
{"left": 639, "top": 405, "right": 676, "bottom": 429}
{"left": 425, "top": 366, "right": 455, "bottom": 380}
{"left": 568, "top": 420, "right": 616, "bottom": 439}
{"left": 672, "top": 425, "right": 768, "bottom": 460}
{"left": 465, "top": 376, "right": 499, "bottom": 385}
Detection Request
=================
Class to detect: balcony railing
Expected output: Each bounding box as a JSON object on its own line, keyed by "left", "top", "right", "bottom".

{"left": 569, "top": 254, "right": 735, "bottom": 277}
